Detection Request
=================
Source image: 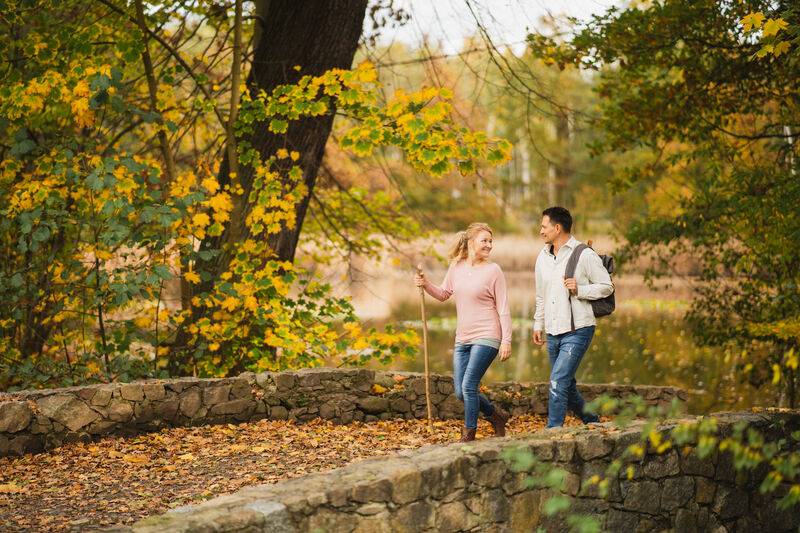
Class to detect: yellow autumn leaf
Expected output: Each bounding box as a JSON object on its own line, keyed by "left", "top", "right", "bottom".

{"left": 740, "top": 12, "right": 765, "bottom": 32}
{"left": 192, "top": 212, "right": 210, "bottom": 228}
{"left": 371, "top": 383, "right": 388, "bottom": 394}
{"left": 177, "top": 453, "right": 195, "bottom": 461}
{"left": 123, "top": 454, "right": 149, "bottom": 464}
{"left": 221, "top": 296, "right": 238, "bottom": 311}
{"left": 762, "top": 18, "right": 788, "bottom": 37}
{"left": 184, "top": 269, "right": 200, "bottom": 284}
{"left": 0, "top": 483, "right": 25, "bottom": 494}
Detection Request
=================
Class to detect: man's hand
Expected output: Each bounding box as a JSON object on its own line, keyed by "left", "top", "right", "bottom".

{"left": 499, "top": 343, "right": 511, "bottom": 361}
{"left": 563, "top": 277, "right": 578, "bottom": 296}
{"left": 532, "top": 330, "right": 544, "bottom": 346}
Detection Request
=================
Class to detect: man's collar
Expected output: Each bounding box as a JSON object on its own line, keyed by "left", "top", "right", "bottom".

{"left": 546, "top": 235, "right": 579, "bottom": 257}
{"left": 564, "top": 235, "right": 580, "bottom": 249}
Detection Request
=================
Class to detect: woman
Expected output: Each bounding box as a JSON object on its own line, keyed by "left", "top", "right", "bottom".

{"left": 415, "top": 222, "right": 512, "bottom": 442}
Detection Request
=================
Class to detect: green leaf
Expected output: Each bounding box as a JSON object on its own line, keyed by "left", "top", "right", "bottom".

{"left": 269, "top": 119, "right": 288, "bottom": 133}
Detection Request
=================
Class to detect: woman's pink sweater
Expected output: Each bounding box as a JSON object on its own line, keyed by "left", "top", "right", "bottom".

{"left": 423, "top": 260, "right": 512, "bottom": 345}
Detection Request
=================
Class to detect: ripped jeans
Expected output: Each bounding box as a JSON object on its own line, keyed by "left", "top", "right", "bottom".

{"left": 546, "top": 326, "right": 599, "bottom": 428}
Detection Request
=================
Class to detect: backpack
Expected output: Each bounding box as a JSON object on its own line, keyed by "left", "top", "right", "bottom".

{"left": 564, "top": 240, "right": 615, "bottom": 330}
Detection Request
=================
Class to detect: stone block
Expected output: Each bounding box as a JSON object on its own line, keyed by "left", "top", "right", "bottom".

{"left": 178, "top": 388, "right": 202, "bottom": 418}
{"left": 390, "top": 501, "right": 434, "bottom": 533}
{"left": 0, "top": 402, "right": 32, "bottom": 433}
{"left": 306, "top": 508, "right": 358, "bottom": 533}
{"left": 87, "top": 418, "right": 118, "bottom": 435}
{"left": 229, "top": 380, "right": 251, "bottom": 399}
{"left": 275, "top": 373, "right": 296, "bottom": 391}
{"left": 90, "top": 387, "right": 113, "bottom": 407}
{"left": 319, "top": 401, "right": 336, "bottom": 419}
{"left": 355, "top": 502, "right": 387, "bottom": 516}
{"left": 605, "top": 509, "right": 639, "bottom": 532}
{"left": 254, "top": 372, "right": 274, "bottom": 390}
{"left": 389, "top": 398, "right": 411, "bottom": 414}
{"left": 623, "top": 480, "right": 661, "bottom": 514}
{"left": 152, "top": 398, "right": 179, "bottom": 421}
{"left": 7, "top": 435, "right": 43, "bottom": 455}
{"left": 577, "top": 434, "right": 613, "bottom": 461}
{"left": 695, "top": 476, "right": 716, "bottom": 504}
{"left": 644, "top": 450, "right": 680, "bottom": 478}
{"left": 36, "top": 395, "right": 99, "bottom": 432}
{"left": 509, "top": 490, "right": 541, "bottom": 531}
{"left": 351, "top": 478, "right": 391, "bottom": 503}
{"left": 297, "top": 372, "right": 321, "bottom": 388}
{"left": 680, "top": 448, "right": 716, "bottom": 477}
{"left": 209, "top": 398, "right": 253, "bottom": 416}
{"left": 106, "top": 398, "right": 134, "bottom": 422}
{"left": 437, "top": 380, "right": 454, "bottom": 395}
{"left": 141, "top": 384, "right": 166, "bottom": 401}
{"left": 119, "top": 384, "right": 144, "bottom": 402}
{"left": 134, "top": 400, "right": 155, "bottom": 423}
{"left": 389, "top": 466, "right": 422, "bottom": 504}
{"left": 353, "top": 511, "right": 392, "bottom": 533}
{"left": 435, "top": 500, "right": 476, "bottom": 533}
{"left": 554, "top": 439, "right": 576, "bottom": 462}
{"left": 475, "top": 460, "right": 506, "bottom": 488}
{"left": 202, "top": 385, "right": 231, "bottom": 406}
{"left": 713, "top": 485, "right": 749, "bottom": 520}
{"left": 356, "top": 397, "right": 389, "bottom": 415}
{"left": 661, "top": 476, "right": 693, "bottom": 510}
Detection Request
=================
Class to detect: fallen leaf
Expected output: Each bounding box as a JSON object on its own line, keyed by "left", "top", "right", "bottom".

{"left": 0, "top": 483, "right": 25, "bottom": 494}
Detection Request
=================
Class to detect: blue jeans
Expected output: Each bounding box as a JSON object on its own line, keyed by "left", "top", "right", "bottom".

{"left": 453, "top": 343, "right": 498, "bottom": 429}
{"left": 546, "top": 326, "right": 599, "bottom": 428}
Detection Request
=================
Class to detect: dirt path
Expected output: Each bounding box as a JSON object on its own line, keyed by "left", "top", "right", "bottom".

{"left": 0, "top": 415, "right": 582, "bottom": 532}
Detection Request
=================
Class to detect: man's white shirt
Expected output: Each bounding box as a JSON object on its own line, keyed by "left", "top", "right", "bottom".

{"left": 533, "top": 236, "right": 614, "bottom": 336}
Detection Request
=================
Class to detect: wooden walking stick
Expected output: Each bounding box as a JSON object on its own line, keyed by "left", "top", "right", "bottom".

{"left": 417, "top": 264, "right": 434, "bottom": 434}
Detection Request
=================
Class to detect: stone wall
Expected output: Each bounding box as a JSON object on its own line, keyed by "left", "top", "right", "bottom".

{"left": 0, "top": 368, "right": 685, "bottom": 457}
{"left": 116, "top": 410, "right": 800, "bottom": 533}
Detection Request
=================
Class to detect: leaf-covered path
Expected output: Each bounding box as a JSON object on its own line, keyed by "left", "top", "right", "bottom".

{"left": 0, "top": 414, "right": 579, "bottom": 532}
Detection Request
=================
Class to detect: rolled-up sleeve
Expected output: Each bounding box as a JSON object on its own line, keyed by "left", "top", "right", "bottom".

{"left": 576, "top": 251, "right": 613, "bottom": 300}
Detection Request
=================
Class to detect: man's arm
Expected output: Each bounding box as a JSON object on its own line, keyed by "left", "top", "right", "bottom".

{"left": 533, "top": 253, "right": 545, "bottom": 332}
{"left": 576, "top": 250, "right": 613, "bottom": 300}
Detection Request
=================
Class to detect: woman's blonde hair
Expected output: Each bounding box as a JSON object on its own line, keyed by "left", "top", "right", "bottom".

{"left": 448, "top": 222, "right": 493, "bottom": 261}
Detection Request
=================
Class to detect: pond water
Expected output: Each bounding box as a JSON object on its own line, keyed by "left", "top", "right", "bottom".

{"left": 353, "top": 271, "right": 774, "bottom": 415}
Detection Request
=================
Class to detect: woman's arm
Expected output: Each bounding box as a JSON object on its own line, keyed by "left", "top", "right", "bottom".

{"left": 416, "top": 263, "right": 455, "bottom": 302}
{"left": 493, "top": 266, "right": 512, "bottom": 346}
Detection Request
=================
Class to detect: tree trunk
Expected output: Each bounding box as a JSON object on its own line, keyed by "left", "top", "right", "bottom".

{"left": 202, "top": 0, "right": 367, "bottom": 274}
{"left": 171, "top": 1, "right": 367, "bottom": 367}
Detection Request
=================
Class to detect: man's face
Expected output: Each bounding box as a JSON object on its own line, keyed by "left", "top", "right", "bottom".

{"left": 539, "top": 215, "right": 560, "bottom": 244}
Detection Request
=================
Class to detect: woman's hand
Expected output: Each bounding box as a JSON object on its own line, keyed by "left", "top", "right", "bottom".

{"left": 499, "top": 343, "right": 511, "bottom": 361}
{"left": 414, "top": 270, "right": 426, "bottom": 288}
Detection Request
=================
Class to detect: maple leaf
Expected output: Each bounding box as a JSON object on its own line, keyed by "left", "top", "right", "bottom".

{"left": 371, "top": 383, "right": 388, "bottom": 394}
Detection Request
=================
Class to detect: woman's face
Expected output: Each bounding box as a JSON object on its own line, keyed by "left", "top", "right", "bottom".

{"left": 470, "top": 230, "right": 493, "bottom": 261}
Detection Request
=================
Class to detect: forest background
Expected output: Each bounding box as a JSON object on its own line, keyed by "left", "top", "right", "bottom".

{"left": 1, "top": 0, "right": 798, "bottom": 412}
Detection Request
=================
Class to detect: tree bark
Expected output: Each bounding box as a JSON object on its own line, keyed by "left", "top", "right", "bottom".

{"left": 202, "top": 0, "right": 367, "bottom": 275}
{"left": 171, "top": 1, "right": 367, "bottom": 367}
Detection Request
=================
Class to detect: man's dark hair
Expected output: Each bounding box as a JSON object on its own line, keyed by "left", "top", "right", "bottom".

{"left": 542, "top": 206, "right": 573, "bottom": 233}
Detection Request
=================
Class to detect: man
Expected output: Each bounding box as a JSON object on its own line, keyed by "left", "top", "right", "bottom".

{"left": 532, "top": 207, "right": 613, "bottom": 428}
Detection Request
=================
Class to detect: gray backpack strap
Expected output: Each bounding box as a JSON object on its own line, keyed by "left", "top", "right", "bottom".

{"left": 565, "top": 243, "right": 589, "bottom": 331}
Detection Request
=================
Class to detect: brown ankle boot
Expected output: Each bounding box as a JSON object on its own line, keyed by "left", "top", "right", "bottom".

{"left": 459, "top": 428, "right": 477, "bottom": 442}
{"left": 488, "top": 406, "right": 510, "bottom": 437}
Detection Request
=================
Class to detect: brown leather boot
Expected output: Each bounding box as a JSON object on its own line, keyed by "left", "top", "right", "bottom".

{"left": 488, "top": 406, "right": 510, "bottom": 437}
{"left": 459, "top": 428, "right": 477, "bottom": 442}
